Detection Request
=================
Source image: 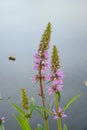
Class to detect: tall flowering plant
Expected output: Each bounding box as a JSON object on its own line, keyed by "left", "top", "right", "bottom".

{"left": 8, "top": 22, "right": 81, "bottom": 130}
{"left": 45, "top": 45, "right": 81, "bottom": 130}
{"left": 46, "top": 45, "right": 66, "bottom": 130}
{"left": 32, "top": 22, "right": 51, "bottom": 130}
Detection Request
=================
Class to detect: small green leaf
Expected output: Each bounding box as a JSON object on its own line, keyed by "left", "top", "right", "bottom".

{"left": 14, "top": 114, "right": 31, "bottom": 130}
{"left": 29, "top": 97, "right": 35, "bottom": 116}
{"left": 30, "top": 105, "right": 52, "bottom": 115}
{"left": 0, "top": 124, "right": 5, "bottom": 130}
{"left": 30, "top": 97, "right": 34, "bottom": 106}
{"left": 63, "top": 124, "right": 67, "bottom": 130}
{"left": 35, "top": 124, "right": 44, "bottom": 130}
{"left": 9, "top": 101, "right": 25, "bottom": 117}
{"left": 48, "top": 98, "right": 54, "bottom": 110}
{"left": 34, "top": 108, "right": 44, "bottom": 118}
{"left": 63, "top": 94, "right": 81, "bottom": 111}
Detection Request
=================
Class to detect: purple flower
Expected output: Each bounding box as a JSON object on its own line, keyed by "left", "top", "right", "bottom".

{"left": 52, "top": 78, "right": 59, "bottom": 85}
{"left": 46, "top": 85, "right": 63, "bottom": 95}
{"left": 46, "top": 86, "right": 54, "bottom": 95}
{"left": 52, "top": 107, "right": 67, "bottom": 120}
{"left": 0, "top": 117, "right": 5, "bottom": 124}
{"left": 52, "top": 78, "right": 63, "bottom": 85}
{"left": 58, "top": 79, "right": 63, "bottom": 84}
{"left": 42, "top": 66, "right": 46, "bottom": 73}
{"left": 33, "top": 53, "right": 40, "bottom": 59}
{"left": 33, "top": 50, "right": 50, "bottom": 73}
{"left": 44, "top": 50, "right": 49, "bottom": 59}
{"left": 34, "top": 64, "right": 39, "bottom": 70}
{"left": 35, "top": 57, "right": 41, "bottom": 63}
{"left": 45, "top": 61, "right": 50, "bottom": 69}
{"left": 52, "top": 109, "right": 59, "bottom": 119}
{"left": 56, "top": 85, "right": 63, "bottom": 92}
{"left": 58, "top": 107, "right": 67, "bottom": 118}
{"left": 45, "top": 74, "right": 51, "bottom": 80}
{"left": 56, "top": 70, "right": 64, "bottom": 79}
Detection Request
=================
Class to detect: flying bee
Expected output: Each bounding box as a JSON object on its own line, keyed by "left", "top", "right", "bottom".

{"left": 8, "top": 56, "right": 16, "bottom": 61}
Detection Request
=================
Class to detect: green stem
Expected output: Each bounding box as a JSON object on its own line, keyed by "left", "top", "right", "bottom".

{"left": 25, "top": 109, "right": 30, "bottom": 126}
{"left": 39, "top": 71, "right": 49, "bottom": 130}
{"left": 54, "top": 92, "right": 62, "bottom": 130}
{"left": 45, "top": 119, "right": 49, "bottom": 130}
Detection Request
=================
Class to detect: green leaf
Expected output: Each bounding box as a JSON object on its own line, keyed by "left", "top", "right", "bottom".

{"left": 63, "top": 94, "right": 81, "bottom": 111}
{"left": 48, "top": 98, "right": 54, "bottom": 110}
{"left": 63, "top": 124, "right": 67, "bottom": 130}
{"left": 57, "top": 91, "right": 61, "bottom": 101}
{"left": 29, "top": 97, "right": 35, "bottom": 116}
{"left": 34, "top": 108, "right": 44, "bottom": 118}
{"left": 9, "top": 101, "right": 25, "bottom": 117}
{"left": 30, "top": 97, "right": 34, "bottom": 105}
{"left": 14, "top": 114, "right": 31, "bottom": 130}
{"left": 35, "top": 124, "right": 44, "bottom": 130}
{"left": 0, "top": 124, "right": 5, "bottom": 130}
{"left": 30, "top": 105, "right": 52, "bottom": 115}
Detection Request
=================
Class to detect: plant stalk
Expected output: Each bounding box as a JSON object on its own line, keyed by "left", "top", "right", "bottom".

{"left": 39, "top": 71, "right": 49, "bottom": 130}
{"left": 54, "top": 92, "right": 62, "bottom": 130}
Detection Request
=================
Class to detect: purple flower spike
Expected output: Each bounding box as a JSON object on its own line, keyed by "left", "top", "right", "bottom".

{"left": 52, "top": 107, "right": 67, "bottom": 120}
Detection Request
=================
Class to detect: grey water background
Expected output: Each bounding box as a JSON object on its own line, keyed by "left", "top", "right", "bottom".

{"left": 0, "top": 0, "right": 87, "bottom": 130}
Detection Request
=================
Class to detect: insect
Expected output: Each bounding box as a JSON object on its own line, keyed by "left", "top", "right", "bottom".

{"left": 8, "top": 56, "right": 16, "bottom": 61}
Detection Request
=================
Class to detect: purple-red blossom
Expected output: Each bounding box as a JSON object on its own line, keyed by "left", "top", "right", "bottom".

{"left": 32, "top": 23, "right": 51, "bottom": 84}
{"left": 41, "top": 66, "right": 46, "bottom": 73}
{"left": 34, "top": 64, "right": 39, "bottom": 71}
{"left": 56, "top": 70, "right": 64, "bottom": 79}
{"left": 52, "top": 78, "right": 63, "bottom": 85}
{"left": 46, "top": 70, "right": 64, "bottom": 94}
{"left": 33, "top": 51, "right": 50, "bottom": 73}
{"left": 46, "top": 86, "right": 54, "bottom": 95}
{"left": 0, "top": 117, "right": 5, "bottom": 124}
{"left": 44, "top": 50, "right": 49, "bottom": 59}
{"left": 47, "top": 85, "right": 63, "bottom": 95}
{"left": 52, "top": 107, "right": 67, "bottom": 119}
{"left": 45, "top": 74, "right": 51, "bottom": 80}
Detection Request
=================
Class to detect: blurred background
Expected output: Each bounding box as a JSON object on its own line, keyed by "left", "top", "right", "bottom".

{"left": 0, "top": 0, "right": 87, "bottom": 130}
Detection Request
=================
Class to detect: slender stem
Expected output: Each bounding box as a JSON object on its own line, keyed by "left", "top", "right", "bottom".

{"left": 39, "top": 70, "right": 49, "bottom": 130}
{"left": 54, "top": 92, "right": 62, "bottom": 130}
